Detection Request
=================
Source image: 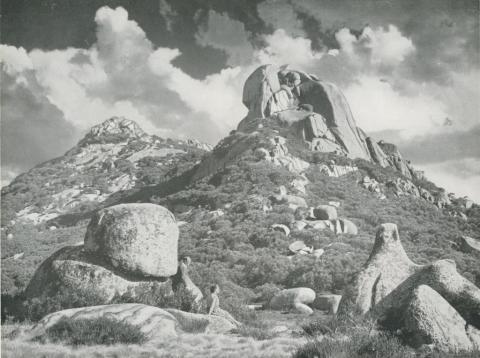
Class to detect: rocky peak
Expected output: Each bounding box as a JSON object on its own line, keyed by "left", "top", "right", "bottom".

{"left": 78, "top": 117, "right": 149, "bottom": 146}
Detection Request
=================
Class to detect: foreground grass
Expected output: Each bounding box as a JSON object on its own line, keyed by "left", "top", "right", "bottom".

{"left": 2, "top": 331, "right": 305, "bottom": 358}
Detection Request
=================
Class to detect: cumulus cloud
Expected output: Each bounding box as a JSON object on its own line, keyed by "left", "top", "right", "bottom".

{"left": 417, "top": 158, "right": 480, "bottom": 202}
{"left": 1, "top": 6, "right": 251, "bottom": 182}
{"left": 1, "top": 3, "right": 479, "bottom": 204}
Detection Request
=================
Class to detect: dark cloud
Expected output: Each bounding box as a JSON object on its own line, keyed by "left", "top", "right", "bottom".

{"left": 0, "top": 71, "right": 78, "bottom": 173}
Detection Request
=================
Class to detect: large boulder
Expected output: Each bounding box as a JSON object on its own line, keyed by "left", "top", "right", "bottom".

{"left": 297, "top": 79, "right": 371, "bottom": 160}
{"left": 269, "top": 287, "right": 315, "bottom": 315}
{"left": 19, "top": 304, "right": 237, "bottom": 343}
{"left": 339, "top": 223, "right": 480, "bottom": 352}
{"left": 403, "top": 285, "right": 477, "bottom": 352}
{"left": 24, "top": 245, "right": 171, "bottom": 302}
{"left": 242, "top": 64, "right": 282, "bottom": 118}
{"left": 339, "top": 223, "right": 421, "bottom": 314}
{"left": 313, "top": 205, "right": 338, "bottom": 220}
{"left": 21, "top": 304, "right": 178, "bottom": 342}
{"left": 85, "top": 203, "right": 178, "bottom": 277}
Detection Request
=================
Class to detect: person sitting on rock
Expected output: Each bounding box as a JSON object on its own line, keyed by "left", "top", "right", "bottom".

{"left": 207, "top": 284, "right": 240, "bottom": 326}
{"left": 172, "top": 256, "right": 203, "bottom": 312}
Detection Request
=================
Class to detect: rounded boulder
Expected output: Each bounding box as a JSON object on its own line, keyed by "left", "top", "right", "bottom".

{"left": 313, "top": 205, "right": 338, "bottom": 220}
{"left": 84, "top": 203, "right": 178, "bottom": 277}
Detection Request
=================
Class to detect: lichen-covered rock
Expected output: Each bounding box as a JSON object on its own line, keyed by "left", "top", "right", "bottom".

{"left": 84, "top": 203, "right": 178, "bottom": 277}
{"left": 269, "top": 287, "right": 315, "bottom": 315}
{"left": 403, "top": 285, "right": 476, "bottom": 352}
{"left": 24, "top": 245, "right": 171, "bottom": 302}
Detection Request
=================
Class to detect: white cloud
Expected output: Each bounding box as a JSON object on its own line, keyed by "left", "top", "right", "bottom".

{"left": 417, "top": 158, "right": 480, "bottom": 202}
{"left": 343, "top": 75, "right": 448, "bottom": 138}
{"left": 255, "top": 29, "right": 323, "bottom": 68}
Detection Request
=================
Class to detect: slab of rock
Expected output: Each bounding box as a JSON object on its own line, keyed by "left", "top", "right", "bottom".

{"left": 242, "top": 64, "right": 281, "bottom": 118}
{"left": 269, "top": 287, "right": 315, "bottom": 315}
{"left": 85, "top": 203, "right": 178, "bottom": 277}
{"left": 165, "top": 308, "right": 237, "bottom": 333}
{"left": 365, "top": 137, "right": 390, "bottom": 168}
{"left": 298, "top": 80, "right": 371, "bottom": 160}
{"left": 313, "top": 205, "right": 338, "bottom": 220}
{"left": 24, "top": 245, "right": 171, "bottom": 302}
{"left": 313, "top": 294, "right": 342, "bottom": 314}
{"left": 22, "top": 304, "right": 178, "bottom": 342}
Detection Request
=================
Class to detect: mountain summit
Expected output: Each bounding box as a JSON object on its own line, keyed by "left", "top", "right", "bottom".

{"left": 77, "top": 117, "right": 149, "bottom": 147}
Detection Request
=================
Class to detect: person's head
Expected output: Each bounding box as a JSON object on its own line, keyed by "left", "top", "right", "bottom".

{"left": 181, "top": 256, "right": 191, "bottom": 265}
{"left": 210, "top": 284, "right": 219, "bottom": 294}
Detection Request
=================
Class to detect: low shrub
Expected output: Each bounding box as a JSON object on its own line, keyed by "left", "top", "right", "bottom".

{"left": 35, "top": 317, "right": 147, "bottom": 346}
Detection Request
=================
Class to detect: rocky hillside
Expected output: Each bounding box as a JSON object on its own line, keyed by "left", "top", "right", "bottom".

{"left": 1, "top": 117, "right": 212, "bottom": 227}
{"left": 2, "top": 63, "right": 479, "bottom": 314}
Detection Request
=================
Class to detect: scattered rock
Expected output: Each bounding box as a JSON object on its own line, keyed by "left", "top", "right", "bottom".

{"left": 272, "top": 224, "right": 290, "bottom": 236}
{"left": 313, "top": 205, "right": 338, "bottom": 220}
{"left": 269, "top": 288, "right": 315, "bottom": 315}
{"left": 289, "top": 240, "right": 307, "bottom": 254}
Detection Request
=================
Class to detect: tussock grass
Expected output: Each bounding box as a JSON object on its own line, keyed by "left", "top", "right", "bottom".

{"left": 34, "top": 317, "right": 147, "bottom": 346}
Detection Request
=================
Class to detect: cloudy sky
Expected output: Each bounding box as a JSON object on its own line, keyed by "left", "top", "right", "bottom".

{"left": 1, "top": 0, "right": 479, "bottom": 200}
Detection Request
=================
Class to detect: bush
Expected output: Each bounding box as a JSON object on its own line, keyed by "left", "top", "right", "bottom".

{"left": 22, "top": 289, "right": 105, "bottom": 322}
{"left": 36, "top": 317, "right": 147, "bottom": 346}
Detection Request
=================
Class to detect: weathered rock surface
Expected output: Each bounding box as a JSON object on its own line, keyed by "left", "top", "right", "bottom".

{"left": 339, "top": 223, "right": 480, "bottom": 352}
{"left": 313, "top": 294, "right": 342, "bottom": 314}
{"left": 403, "top": 285, "right": 476, "bottom": 352}
{"left": 339, "top": 223, "right": 421, "bottom": 314}
{"left": 24, "top": 245, "right": 171, "bottom": 302}
{"left": 22, "top": 304, "right": 178, "bottom": 342}
{"left": 269, "top": 288, "right": 315, "bottom": 315}
{"left": 20, "top": 304, "right": 237, "bottom": 342}
{"left": 85, "top": 203, "right": 178, "bottom": 277}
